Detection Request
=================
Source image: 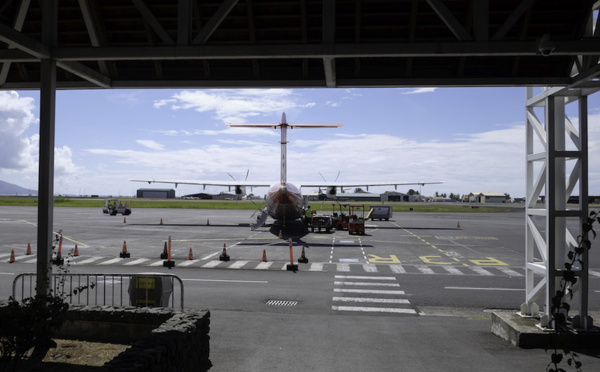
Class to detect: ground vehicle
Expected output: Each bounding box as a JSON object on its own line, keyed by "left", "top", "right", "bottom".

{"left": 103, "top": 199, "right": 132, "bottom": 216}
{"left": 311, "top": 215, "right": 333, "bottom": 233}
{"left": 369, "top": 205, "right": 392, "bottom": 221}
{"left": 348, "top": 205, "right": 365, "bottom": 235}
{"left": 331, "top": 203, "right": 350, "bottom": 230}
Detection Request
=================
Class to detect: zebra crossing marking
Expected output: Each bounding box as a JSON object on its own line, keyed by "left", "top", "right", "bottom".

{"left": 332, "top": 306, "right": 417, "bottom": 314}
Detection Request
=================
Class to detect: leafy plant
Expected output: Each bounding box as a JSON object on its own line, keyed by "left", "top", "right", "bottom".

{"left": 546, "top": 210, "right": 599, "bottom": 372}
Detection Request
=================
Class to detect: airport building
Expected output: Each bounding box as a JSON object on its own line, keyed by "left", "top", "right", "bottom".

{"left": 136, "top": 188, "right": 176, "bottom": 199}
{"left": 468, "top": 192, "right": 509, "bottom": 203}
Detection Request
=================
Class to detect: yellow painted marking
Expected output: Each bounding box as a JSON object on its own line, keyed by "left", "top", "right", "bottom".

{"left": 469, "top": 257, "right": 508, "bottom": 266}
{"left": 368, "top": 254, "right": 402, "bottom": 264}
{"left": 419, "top": 255, "right": 453, "bottom": 265}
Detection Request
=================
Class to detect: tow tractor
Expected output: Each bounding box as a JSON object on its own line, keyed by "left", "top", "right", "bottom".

{"left": 348, "top": 204, "right": 366, "bottom": 235}
{"left": 103, "top": 199, "right": 132, "bottom": 216}
{"left": 331, "top": 203, "right": 350, "bottom": 230}
{"left": 310, "top": 210, "right": 333, "bottom": 233}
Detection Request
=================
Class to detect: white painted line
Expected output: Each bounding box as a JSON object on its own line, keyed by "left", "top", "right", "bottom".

{"left": 332, "top": 306, "right": 417, "bottom": 314}
{"left": 470, "top": 266, "right": 493, "bottom": 276}
{"left": 589, "top": 270, "right": 600, "bottom": 277}
{"left": 416, "top": 265, "right": 435, "bottom": 274}
{"left": 201, "top": 251, "right": 222, "bottom": 260}
{"left": 14, "top": 255, "right": 30, "bottom": 261}
{"left": 24, "top": 258, "right": 37, "bottom": 264}
{"left": 339, "top": 240, "right": 354, "bottom": 243}
{"left": 123, "top": 258, "right": 150, "bottom": 266}
{"left": 445, "top": 287, "right": 524, "bottom": 291}
{"left": 335, "top": 275, "right": 396, "bottom": 280}
{"left": 497, "top": 267, "right": 523, "bottom": 277}
{"left": 337, "top": 263, "right": 350, "bottom": 272}
{"left": 332, "top": 297, "right": 410, "bottom": 304}
{"left": 73, "top": 257, "right": 103, "bottom": 265}
{"left": 178, "top": 259, "right": 200, "bottom": 267}
{"left": 202, "top": 260, "right": 222, "bottom": 268}
{"left": 363, "top": 264, "right": 378, "bottom": 273}
{"left": 309, "top": 263, "right": 323, "bottom": 271}
{"left": 389, "top": 265, "right": 406, "bottom": 274}
{"left": 334, "top": 288, "right": 406, "bottom": 295}
{"left": 256, "top": 262, "right": 273, "bottom": 270}
{"left": 443, "top": 266, "right": 464, "bottom": 275}
{"left": 334, "top": 281, "right": 400, "bottom": 287}
{"left": 0, "top": 253, "right": 11, "bottom": 259}
{"left": 149, "top": 260, "right": 166, "bottom": 267}
{"left": 229, "top": 261, "right": 248, "bottom": 269}
{"left": 0, "top": 272, "right": 15, "bottom": 275}
{"left": 98, "top": 258, "right": 123, "bottom": 265}
{"left": 183, "top": 279, "right": 268, "bottom": 284}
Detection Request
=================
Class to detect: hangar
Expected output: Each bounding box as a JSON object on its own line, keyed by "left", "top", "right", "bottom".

{"left": 1, "top": 0, "right": 598, "bottom": 329}
{"left": 136, "top": 188, "right": 176, "bottom": 199}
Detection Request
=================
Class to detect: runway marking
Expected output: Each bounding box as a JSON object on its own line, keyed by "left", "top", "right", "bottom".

{"left": 445, "top": 287, "right": 524, "bottom": 291}
{"left": 334, "top": 281, "right": 400, "bottom": 287}
{"left": 469, "top": 257, "right": 508, "bottom": 266}
{"left": 256, "top": 262, "right": 273, "bottom": 270}
{"left": 337, "top": 263, "right": 350, "bottom": 272}
{"left": 368, "top": 254, "right": 401, "bottom": 264}
{"left": 389, "top": 265, "right": 406, "bottom": 274}
{"left": 183, "top": 279, "right": 268, "bottom": 284}
{"left": 333, "top": 297, "right": 411, "bottom": 304}
{"left": 332, "top": 306, "right": 417, "bottom": 314}
{"left": 335, "top": 275, "right": 396, "bottom": 280}
{"left": 442, "top": 266, "right": 464, "bottom": 275}
{"left": 589, "top": 270, "right": 600, "bottom": 277}
{"left": 497, "top": 267, "right": 523, "bottom": 277}
{"left": 99, "top": 258, "right": 124, "bottom": 265}
{"left": 123, "top": 258, "right": 150, "bottom": 266}
{"left": 178, "top": 259, "right": 200, "bottom": 267}
{"left": 415, "top": 265, "right": 435, "bottom": 274}
{"left": 229, "top": 260, "right": 248, "bottom": 269}
{"left": 470, "top": 266, "right": 493, "bottom": 276}
{"left": 71, "top": 257, "right": 103, "bottom": 264}
{"left": 362, "top": 264, "right": 378, "bottom": 273}
{"left": 149, "top": 260, "right": 166, "bottom": 267}
{"left": 420, "top": 255, "right": 452, "bottom": 265}
{"left": 309, "top": 263, "right": 323, "bottom": 271}
{"left": 334, "top": 288, "right": 406, "bottom": 295}
{"left": 436, "top": 236, "right": 498, "bottom": 240}
{"left": 202, "top": 260, "right": 222, "bottom": 268}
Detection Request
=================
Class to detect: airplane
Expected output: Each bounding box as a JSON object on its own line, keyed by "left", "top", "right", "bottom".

{"left": 132, "top": 112, "right": 443, "bottom": 228}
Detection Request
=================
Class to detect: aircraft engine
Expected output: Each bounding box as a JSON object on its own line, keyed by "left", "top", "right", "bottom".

{"left": 325, "top": 186, "right": 337, "bottom": 198}
{"left": 234, "top": 185, "right": 246, "bottom": 197}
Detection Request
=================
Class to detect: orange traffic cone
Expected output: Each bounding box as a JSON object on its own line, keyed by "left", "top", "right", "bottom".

{"left": 160, "top": 242, "right": 168, "bottom": 259}
{"left": 73, "top": 244, "right": 80, "bottom": 257}
{"left": 124, "top": 217, "right": 126, "bottom": 223}
{"left": 160, "top": 218, "right": 163, "bottom": 225}
{"left": 457, "top": 222, "right": 460, "bottom": 229}
{"left": 26, "top": 242, "right": 32, "bottom": 255}
{"left": 298, "top": 245, "right": 308, "bottom": 264}
{"left": 56, "top": 235, "right": 63, "bottom": 261}
{"left": 9, "top": 249, "right": 15, "bottom": 263}
{"left": 206, "top": 219, "right": 210, "bottom": 226}
{"left": 219, "top": 243, "right": 230, "bottom": 261}
{"left": 120, "top": 240, "right": 130, "bottom": 258}
{"left": 188, "top": 247, "right": 194, "bottom": 260}
{"left": 261, "top": 249, "right": 268, "bottom": 262}
{"left": 279, "top": 230, "right": 283, "bottom": 239}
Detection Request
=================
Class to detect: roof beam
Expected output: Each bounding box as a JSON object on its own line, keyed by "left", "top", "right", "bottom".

{"left": 78, "top": 0, "right": 111, "bottom": 76}
{"left": 192, "top": 0, "right": 239, "bottom": 45}
{"left": 492, "top": 0, "right": 535, "bottom": 40}
{"left": 0, "top": 18, "right": 49, "bottom": 58}
{"left": 425, "top": 0, "right": 472, "bottom": 41}
{"left": 322, "top": 0, "right": 336, "bottom": 87}
{"left": 131, "top": 0, "right": 175, "bottom": 44}
{"left": 0, "top": 0, "right": 31, "bottom": 85}
{"left": 177, "top": 0, "right": 192, "bottom": 45}
{"left": 47, "top": 40, "right": 600, "bottom": 61}
{"left": 57, "top": 60, "right": 112, "bottom": 88}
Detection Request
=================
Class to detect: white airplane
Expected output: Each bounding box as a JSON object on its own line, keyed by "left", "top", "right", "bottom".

{"left": 132, "top": 113, "right": 442, "bottom": 228}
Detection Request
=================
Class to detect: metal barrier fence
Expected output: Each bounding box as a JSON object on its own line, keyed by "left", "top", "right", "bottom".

{"left": 12, "top": 273, "right": 184, "bottom": 310}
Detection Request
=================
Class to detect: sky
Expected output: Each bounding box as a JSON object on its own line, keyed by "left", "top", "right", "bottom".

{"left": 1, "top": 86, "right": 599, "bottom": 199}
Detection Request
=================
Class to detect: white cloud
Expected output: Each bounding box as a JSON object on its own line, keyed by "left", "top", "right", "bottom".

{"left": 0, "top": 91, "right": 37, "bottom": 171}
{"left": 136, "top": 139, "right": 165, "bottom": 150}
{"left": 401, "top": 88, "right": 437, "bottom": 95}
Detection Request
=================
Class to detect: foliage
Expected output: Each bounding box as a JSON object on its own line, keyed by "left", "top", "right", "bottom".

{"left": 546, "top": 210, "right": 599, "bottom": 372}
{"left": 0, "top": 231, "right": 95, "bottom": 371}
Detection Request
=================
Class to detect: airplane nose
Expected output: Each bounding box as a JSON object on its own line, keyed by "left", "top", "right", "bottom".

{"left": 279, "top": 186, "right": 288, "bottom": 194}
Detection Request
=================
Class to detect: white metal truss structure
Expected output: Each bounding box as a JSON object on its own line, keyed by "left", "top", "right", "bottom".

{"left": 522, "top": 2, "right": 600, "bottom": 330}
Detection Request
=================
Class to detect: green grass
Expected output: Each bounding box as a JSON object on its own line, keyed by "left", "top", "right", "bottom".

{"left": 0, "top": 196, "right": 524, "bottom": 213}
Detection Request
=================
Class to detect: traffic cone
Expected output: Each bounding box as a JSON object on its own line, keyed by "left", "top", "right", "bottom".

{"left": 124, "top": 217, "right": 126, "bottom": 223}
{"left": 52, "top": 235, "right": 64, "bottom": 265}
{"left": 279, "top": 230, "right": 283, "bottom": 239}
{"left": 160, "top": 242, "right": 168, "bottom": 259}
{"left": 120, "top": 240, "right": 130, "bottom": 258}
{"left": 457, "top": 222, "right": 460, "bottom": 228}
{"left": 207, "top": 219, "right": 210, "bottom": 226}
{"left": 163, "top": 235, "right": 175, "bottom": 268}
{"left": 188, "top": 247, "right": 194, "bottom": 260}
{"left": 26, "top": 242, "right": 32, "bottom": 255}
{"left": 298, "top": 245, "right": 308, "bottom": 264}
{"left": 9, "top": 249, "right": 15, "bottom": 263}
{"left": 219, "top": 243, "right": 230, "bottom": 261}
{"left": 73, "top": 244, "right": 79, "bottom": 257}
{"left": 261, "top": 249, "right": 268, "bottom": 262}
{"left": 160, "top": 218, "right": 163, "bottom": 225}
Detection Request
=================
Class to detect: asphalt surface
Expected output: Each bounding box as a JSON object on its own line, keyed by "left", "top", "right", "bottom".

{"left": 1, "top": 205, "right": 599, "bottom": 371}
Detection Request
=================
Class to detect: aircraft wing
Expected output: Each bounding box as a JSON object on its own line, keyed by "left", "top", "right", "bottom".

{"left": 299, "top": 181, "right": 443, "bottom": 189}
{"left": 130, "top": 179, "right": 271, "bottom": 188}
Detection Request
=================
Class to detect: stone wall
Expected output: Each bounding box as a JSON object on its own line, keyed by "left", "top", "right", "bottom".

{"left": 57, "top": 305, "right": 211, "bottom": 371}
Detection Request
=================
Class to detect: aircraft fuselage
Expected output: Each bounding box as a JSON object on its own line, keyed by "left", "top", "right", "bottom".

{"left": 265, "top": 182, "right": 304, "bottom": 221}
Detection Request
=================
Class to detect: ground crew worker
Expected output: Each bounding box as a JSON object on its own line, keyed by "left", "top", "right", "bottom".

{"left": 304, "top": 206, "right": 312, "bottom": 226}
